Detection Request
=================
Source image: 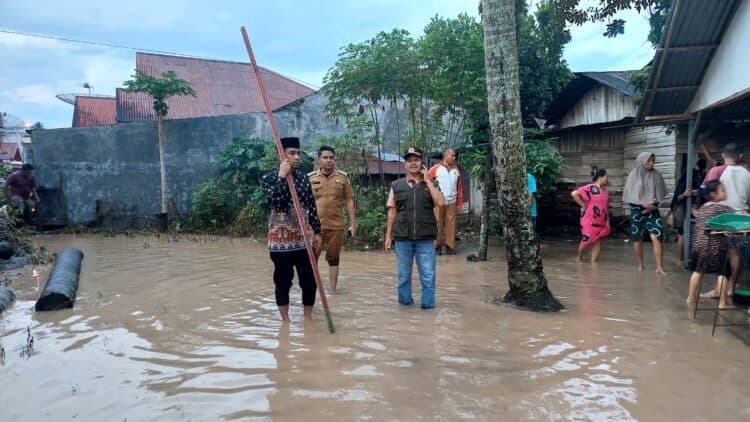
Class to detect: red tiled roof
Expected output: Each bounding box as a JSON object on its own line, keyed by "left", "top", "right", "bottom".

{"left": 72, "top": 96, "right": 117, "bottom": 127}
{"left": 116, "top": 52, "right": 316, "bottom": 122}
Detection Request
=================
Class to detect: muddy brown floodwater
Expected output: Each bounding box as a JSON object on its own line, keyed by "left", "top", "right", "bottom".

{"left": 1, "top": 234, "right": 749, "bottom": 421}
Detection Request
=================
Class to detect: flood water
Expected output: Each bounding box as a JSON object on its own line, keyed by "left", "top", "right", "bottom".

{"left": 1, "top": 234, "right": 749, "bottom": 421}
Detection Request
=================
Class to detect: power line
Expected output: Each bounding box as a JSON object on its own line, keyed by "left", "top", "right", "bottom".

{"left": 0, "top": 29, "right": 321, "bottom": 89}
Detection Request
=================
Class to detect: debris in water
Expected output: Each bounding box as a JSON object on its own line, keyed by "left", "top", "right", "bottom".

{"left": 19, "top": 326, "right": 34, "bottom": 358}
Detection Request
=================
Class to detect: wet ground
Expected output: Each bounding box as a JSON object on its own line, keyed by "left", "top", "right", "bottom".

{"left": 1, "top": 234, "right": 749, "bottom": 421}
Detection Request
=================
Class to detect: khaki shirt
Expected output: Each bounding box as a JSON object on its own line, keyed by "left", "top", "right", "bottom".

{"left": 308, "top": 169, "right": 354, "bottom": 231}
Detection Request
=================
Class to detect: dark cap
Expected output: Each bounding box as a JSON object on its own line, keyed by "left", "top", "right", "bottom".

{"left": 280, "top": 137, "right": 300, "bottom": 149}
{"left": 21, "top": 163, "right": 33, "bottom": 171}
{"left": 403, "top": 147, "right": 423, "bottom": 160}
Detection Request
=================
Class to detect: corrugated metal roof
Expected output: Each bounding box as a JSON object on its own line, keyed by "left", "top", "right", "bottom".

{"left": 117, "top": 53, "right": 316, "bottom": 122}
{"left": 637, "top": 0, "right": 742, "bottom": 122}
{"left": 72, "top": 96, "right": 117, "bottom": 127}
{"left": 579, "top": 72, "right": 637, "bottom": 97}
{"left": 544, "top": 71, "right": 638, "bottom": 123}
{"left": 0, "top": 142, "right": 21, "bottom": 162}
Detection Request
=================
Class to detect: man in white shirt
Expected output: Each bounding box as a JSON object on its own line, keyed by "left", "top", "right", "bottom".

{"left": 429, "top": 148, "right": 463, "bottom": 255}
{"left": 718, "top": 143, "right": 750, "bottom": 212}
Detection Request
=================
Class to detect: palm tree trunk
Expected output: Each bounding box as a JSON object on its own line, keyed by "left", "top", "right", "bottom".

{"left": 157, "top": 115, "right": 168, "bottom": 214}
{"left": 481, "top": 0, "right": 562, "bottom": 311}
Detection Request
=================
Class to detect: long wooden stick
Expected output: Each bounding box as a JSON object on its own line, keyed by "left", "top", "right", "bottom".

{"left": 240, "top": 26, "right": 334, "bottom": 333}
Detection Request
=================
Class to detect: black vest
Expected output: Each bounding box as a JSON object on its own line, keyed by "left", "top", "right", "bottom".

{"left": 391, "top": 178, "right": 437, "bottom": 240}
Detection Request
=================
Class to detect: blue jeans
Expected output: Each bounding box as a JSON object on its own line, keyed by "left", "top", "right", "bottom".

{"left": 394, "top": 240, "right": 436, "bottom": 308}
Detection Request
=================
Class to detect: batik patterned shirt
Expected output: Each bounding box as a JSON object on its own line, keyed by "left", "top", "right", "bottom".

{"left": 261, "top": 170, "right": 322, "bottom": 252}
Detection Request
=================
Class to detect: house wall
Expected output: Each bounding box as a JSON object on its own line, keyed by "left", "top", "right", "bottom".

{"left": 560, "top": 85, "right": 638, "bottom": 129}
{"left": 623, "top": 125, "right": 678, "bottom": 211}
{"left": 689, "top": 0, "right": 750, "bottom": 113}
{"left": 553, "top": 126, "right": 627, "bottom": 217}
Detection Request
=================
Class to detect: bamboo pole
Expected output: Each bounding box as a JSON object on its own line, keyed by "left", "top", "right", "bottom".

{"left": 240, "top": 27, "right": 334, "bottom": 333}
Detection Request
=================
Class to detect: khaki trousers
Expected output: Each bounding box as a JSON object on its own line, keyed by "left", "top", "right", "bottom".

{"left": 435, "top": 203, "right": 457, "bottom": 250}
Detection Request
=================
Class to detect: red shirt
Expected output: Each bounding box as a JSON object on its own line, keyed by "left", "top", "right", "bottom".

{"left": 703, "top": 165, "right": 727, "bottom": 185}
{"left": 5, "top": 171, "right": 35, "bottom": 199}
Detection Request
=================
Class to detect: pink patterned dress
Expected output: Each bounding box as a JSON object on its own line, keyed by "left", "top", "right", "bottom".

{"left": 577, "top": 183, "right": 610, "bottom": 245}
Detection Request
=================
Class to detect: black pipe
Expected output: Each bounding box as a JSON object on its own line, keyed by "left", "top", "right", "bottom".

{"left": 0, "top": 241, "right": 13, "bottom": 260}
{"left": 35, "top": 248, "right": 84, "bottom": 311}
{"left": 0, "top": 285, "right": 14, "bottom": 312}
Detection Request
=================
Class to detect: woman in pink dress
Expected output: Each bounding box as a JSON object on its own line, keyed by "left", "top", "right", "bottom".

{"left": 571, "top": 169, "right": 611, "bottom": 263}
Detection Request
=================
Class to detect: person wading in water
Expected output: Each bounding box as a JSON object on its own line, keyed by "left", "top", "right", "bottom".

{"left": 623, "top": 152, "right": 668, "bottom": 275}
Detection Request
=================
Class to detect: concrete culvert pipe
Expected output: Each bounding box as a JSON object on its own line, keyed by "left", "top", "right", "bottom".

{"left": 0, "top": 285, "right": 15, "bottom": 312}
{"left": 35, "top": 248, "right": 84, "bottom": 312}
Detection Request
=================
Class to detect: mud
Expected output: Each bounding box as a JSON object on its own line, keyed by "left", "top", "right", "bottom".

{"left": 1, "top": 234, "right": 749, "bottom": 421}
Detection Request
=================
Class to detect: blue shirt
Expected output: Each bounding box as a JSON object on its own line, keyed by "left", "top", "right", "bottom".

{"left": 527, "top": 173, "right": 537, "bottom": 217}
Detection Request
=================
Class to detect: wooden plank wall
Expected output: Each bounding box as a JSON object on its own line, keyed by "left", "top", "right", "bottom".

{"left": 623, "top": 125, "right": 678, "bottom": 212}
{"left": 560, "top": 85, "right": 638, "bottom": 129}
{"left": 553, "top": 127, "right": 626, "bottom": 216}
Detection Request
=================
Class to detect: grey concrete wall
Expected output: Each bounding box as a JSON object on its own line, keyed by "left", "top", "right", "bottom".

{"left": 32, "top": 91, "right": 466, "bottom": 226}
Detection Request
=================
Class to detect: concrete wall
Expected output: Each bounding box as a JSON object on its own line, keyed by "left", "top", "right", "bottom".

{"left": 32, "top": 91, "right": 465, "bottom": 226}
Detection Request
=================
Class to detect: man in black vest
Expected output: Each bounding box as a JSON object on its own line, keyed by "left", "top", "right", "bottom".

{"left": 384, "top": 147, "right": 445, "bottom": 309}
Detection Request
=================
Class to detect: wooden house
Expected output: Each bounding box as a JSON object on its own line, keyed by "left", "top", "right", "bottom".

{"left": 636, "top": 0, "right": 750, "bottom": 257}
{"left": 544, "top": 72, "right": 677, "bottom": 219}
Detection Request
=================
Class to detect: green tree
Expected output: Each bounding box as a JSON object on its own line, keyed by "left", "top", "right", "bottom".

{"left": 124, "top": 70, "right": 196, "bottom": 214}
{"left": 482, "top": 0, "right": 563, "bottom": 311}
{"left": 516, "top": 0, "right": 572, "bottom": 123}
{"left": 323, "top": 31, "right": 415, "bottom": 184}
{"left": 420, "top": 14, "right": 487, "bottom": 146}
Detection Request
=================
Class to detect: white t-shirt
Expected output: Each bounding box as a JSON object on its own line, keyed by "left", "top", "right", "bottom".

{"left": 719, "top": 165, "right": 750, "bottom": 211}
{"left": 435, "top": 165, "right": 460, "bottom": 204}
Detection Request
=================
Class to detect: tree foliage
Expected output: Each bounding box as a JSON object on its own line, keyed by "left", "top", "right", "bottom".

{"left": 555, "top": 0, "right": 671, "bottom": 45}
{"left": 124, "top": 69, "right": 196, "bottom": 117}
{"left": 322, "top": 4, "right": 573, "bottom": 158}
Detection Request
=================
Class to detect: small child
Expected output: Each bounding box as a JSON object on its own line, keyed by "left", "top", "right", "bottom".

{"left": 686, "top": 181, "right": 737, "bottom": 308}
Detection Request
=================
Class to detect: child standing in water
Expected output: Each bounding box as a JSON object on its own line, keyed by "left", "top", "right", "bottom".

{"left": 572, "top": 169, "right": 611, "bottom": 263}
{"left": 686, "top": 181, "right": 737, "bottom": 309}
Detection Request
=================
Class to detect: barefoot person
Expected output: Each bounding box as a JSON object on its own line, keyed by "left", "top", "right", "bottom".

{"left": 384, "top": 147, "right": 444, "bottom": 309}
{"left": 700, "top": 143, "right": 750, "bottom": 301}
{"left": 623, "top": 152, "right": 668, "bottom": 275}
{"left": 685, "top": 181, "right": 737, "bottom": 309}
{"left": 261, "top": 137, "right": 322, "bottom": 322}
{"left": 572, "top": 169, "right": 611, "bottom": 263}
{"left": 308, "top": 146, "right": 356, "bottom": 293}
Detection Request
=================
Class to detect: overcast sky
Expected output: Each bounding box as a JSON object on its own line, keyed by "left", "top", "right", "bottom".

{"left": 0, "top": 0, "right": 655, "bottom": 129}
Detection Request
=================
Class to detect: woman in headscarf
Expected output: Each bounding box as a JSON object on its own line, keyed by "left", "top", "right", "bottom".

{"left": 623, "top": 152, "right": 668, "bottom": 275}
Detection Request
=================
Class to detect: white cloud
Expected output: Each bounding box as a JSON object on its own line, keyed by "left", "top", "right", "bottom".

{"left": 6, "top": 84, "right": 61, "bottom": 107}
{"left": 284, "top": 70, "right": 328, "bottom": 88}
{"left": 79, "top": 53, "right": 136, "bottom": 94}
{"left": 8, "top": 0, "right": 189, "bottom": 32}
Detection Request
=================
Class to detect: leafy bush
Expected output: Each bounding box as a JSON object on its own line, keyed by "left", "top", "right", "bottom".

{"left": 524, "top": 140, "right": 563, "bottom": 196}
{"left": 351, "top": 185, "right": 388, "bottom": 248}
{"left": 229, "top": 186, "right": 269, "bottom": 236}
{"left": 191, "top": 178, "right": 239, "bottom": 230}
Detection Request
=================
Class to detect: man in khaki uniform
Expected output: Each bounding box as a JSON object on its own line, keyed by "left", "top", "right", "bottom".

{"left": 309, "top": 145, "right": 356, "bottom": 293}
